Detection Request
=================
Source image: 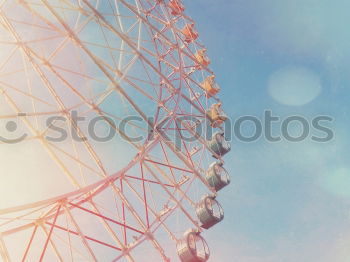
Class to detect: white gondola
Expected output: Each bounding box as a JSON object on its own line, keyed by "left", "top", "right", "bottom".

{"left": 206, "top": 162, "right": 230, "bottom": 191}
{"left": 207, "top": 132, "right": 231, "bottom": 157}
{"left": 196, "top": 195, "right": 224, "bottom": 229}
{"left": 177, "top": 229, "right": 210, "bottom": 262}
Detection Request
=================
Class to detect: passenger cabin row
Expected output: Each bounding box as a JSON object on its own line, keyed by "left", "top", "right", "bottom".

{"left": 169, "top": 1, "right": 221, "bottom": 100}
{"left": 177, "top": 132, "right": 231, "bottom": 261}
{"left": 168, "top": 1, "right": 198, "bottom": 43}
{"left": 169, "top": 1, "right": 232, "bottom": 261}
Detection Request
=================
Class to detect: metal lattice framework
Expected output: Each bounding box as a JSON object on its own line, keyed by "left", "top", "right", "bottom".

{"left": 0, "top": 0, "right": 230, "bottom": 261}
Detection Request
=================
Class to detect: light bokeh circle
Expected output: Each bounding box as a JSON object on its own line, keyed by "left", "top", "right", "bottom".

{"left": 268, "top": 66, "right": 322, "bottom": 106}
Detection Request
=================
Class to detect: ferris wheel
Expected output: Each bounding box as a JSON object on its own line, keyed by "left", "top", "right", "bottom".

{"left": 0, "top": 0, "right": 231, "bottom": 261}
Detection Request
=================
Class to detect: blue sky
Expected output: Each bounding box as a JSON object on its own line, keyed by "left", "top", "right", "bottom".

{"left": 186, "top": 0, "right": 350, "bottom": 261}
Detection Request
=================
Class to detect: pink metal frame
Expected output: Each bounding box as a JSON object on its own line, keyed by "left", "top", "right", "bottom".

{"left": 0, "top": 0, "right": 227, "bottom": 261}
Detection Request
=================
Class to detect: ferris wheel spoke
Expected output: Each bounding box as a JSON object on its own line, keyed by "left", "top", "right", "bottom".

{"left": 0, "top": 46, "right": 19, "bottom": 72}
{"left": 0, "top": 14, "right": 75, "bottom": 117}
{"left": 45, "top": 19, "right": 93, "bottom": 63}
{"left": 21, "top": 224, "right": 38, "bottom": 262}
{"left": 0, "top": 235, "right": 11, "bottom": 262}
{"left": 92, "top": 57, "right": 160, "bottom": 104}
{"left": 80, "top": 0, "right": 179, "bottom": 96}
{"left": 41, "top": 0, "right": 155, "bottom": 128}
{"left": 3, "top": 72, "right": 134, "bottom": 191}
{"left": 1, "top": 90, "right": 85, "bottom": 188}
{"left": 0, "top": 82, "right": 57, "bottom": 108}
{"left": 35, "top": 63, "right": 148, "bottom": 152}
{"left": 0, "top": 16, "right": 148, "bottom": 183}
{"left": 47, "top": 142, "right": 102, "bottom": 175}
